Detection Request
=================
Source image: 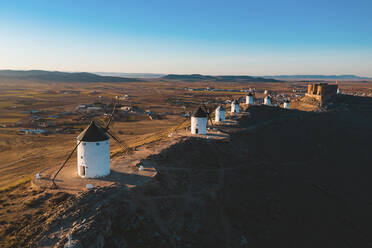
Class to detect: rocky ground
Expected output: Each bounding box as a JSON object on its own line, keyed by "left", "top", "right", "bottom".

{"left": 2, "top": 95, "right": 372, "bottom": 248}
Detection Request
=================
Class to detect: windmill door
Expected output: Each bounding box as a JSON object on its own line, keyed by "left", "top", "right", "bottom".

{"left": 81, "top": 165, "right": 86, "bottom": 176}
{"left": 195, "top": 128, "right": 198, "bottom": 134}
{"left": 80, "top": 159, "right": 87, "bottom": 176}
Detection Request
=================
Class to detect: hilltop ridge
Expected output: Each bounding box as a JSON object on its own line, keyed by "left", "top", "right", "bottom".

{"left": 0, "top": 70, "right": 140, "bottom": 83}
{"left": 162, "top": 74, "right": 280, "bottom": 82}
{"left": 262, "top": 74, "right": 371, "bottom": 80}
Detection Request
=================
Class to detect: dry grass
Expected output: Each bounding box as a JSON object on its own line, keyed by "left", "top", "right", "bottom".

{"left": 0, "top": 177, "right": 31, "bottom": 193}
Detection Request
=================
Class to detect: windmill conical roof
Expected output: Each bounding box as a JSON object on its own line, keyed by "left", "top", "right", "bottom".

{"left": 192, "top": 106, "right": 207, "bottom": 117}
{"left": 77, "top": 121, "right": 109, "bottom": 142}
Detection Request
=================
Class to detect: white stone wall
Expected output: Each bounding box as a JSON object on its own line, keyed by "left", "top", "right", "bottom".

{"left": 215, "top": 109, "right": 225, "bottom": 122}
{"left": 77, "top": 140, "right": 110, "bottom": 178}
{"left": 191, "top": 117, "right": 207, "bottom": 134}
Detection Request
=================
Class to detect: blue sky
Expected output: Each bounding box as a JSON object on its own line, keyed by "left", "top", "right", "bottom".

{"left": 1, "top": 0, "right": 372, "bottom": 76}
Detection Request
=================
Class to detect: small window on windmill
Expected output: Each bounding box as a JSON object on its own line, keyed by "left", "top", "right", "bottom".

{"left": 81, "top": 156, "right": 83, "bottom": 159}
{"left": 83, "top": 143, "right": 86, "bottom": 146}
{"left": 96, "top": 143, "right": 100, "bottom": 146}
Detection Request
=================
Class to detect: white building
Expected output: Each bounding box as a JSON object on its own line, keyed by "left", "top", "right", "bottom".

{"left": 76, "top": 121, "right": 110, "bottom": 178}
{"left": 264, "top": 96, "right": 271, "bottom": 105}
{"left": 283, "top": 100, "right": 290, "bottom": 109}
{"left": 246, "top": 93, "right": 254, "bottom": 105}
{"left": 337, "top": 88, "right": 342, "bottom": 94}
{"left": 191, "top": 106, "right": 207, "bottom": 135}
{"left": 231, "top": 100, "right": 240, "bottom": 113}
{"left": 215, "top": 106, "right": 226, "bottom": 122}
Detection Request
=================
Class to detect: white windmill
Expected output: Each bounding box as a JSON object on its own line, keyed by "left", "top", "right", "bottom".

{"left": 76, "top": 121, "right": 110, "bottom": 178}
{"left": 336, "top": 81, "right": 342, "bottom": 94}
{"left": 215, "top": 105, "right": 226, "bottom": 122}
{"left": 264, "top": 95, "right": 271, "bottom": 105}
{"left": 190, "top": 104, "right": 215, "bottom": 134}
{"left": 191, "top": 106, "right": 208, "bottom": 135}
{"left": 231, "top": 100, "right": 240, "bottom": 113}
{"left": 246, "top": 93, "right": 254, "bottom": 105}
{"left": 52, "top": 104, "right": 128, "bottom": 187}
{"left": 283, "top": 99, "right": 290, "bottom": 109}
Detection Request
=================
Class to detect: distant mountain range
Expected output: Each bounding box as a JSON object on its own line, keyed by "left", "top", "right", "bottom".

{"left": 1, "top": 70, "right": 369, "bottom": 83}
{"left": 0, "top": 70, "right": 140, "bottom": 82}
{"left": 95, "top": 72, "right": 165, "bottom": 79}
{"left": 162, "top": 74, "right": 280, "bottom": 82}
{"left": 262, "top": 75, "right": 371, "bottom": 80}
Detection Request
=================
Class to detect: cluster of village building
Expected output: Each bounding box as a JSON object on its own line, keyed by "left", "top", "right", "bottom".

{"left": 11, "top": 99, "right": 158, "bottom": 135}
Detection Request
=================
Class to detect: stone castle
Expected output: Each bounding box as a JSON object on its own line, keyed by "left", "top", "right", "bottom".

{"left": 306, "top": 83, "right": 338, "bottom": 104}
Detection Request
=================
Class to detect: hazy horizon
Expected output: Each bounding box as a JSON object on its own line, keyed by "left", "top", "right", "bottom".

{"left": 0, "top": 69, "right": 371, "bottom": 79}
{"left": 1, "top": 0, "right": 372, "bottom": 76}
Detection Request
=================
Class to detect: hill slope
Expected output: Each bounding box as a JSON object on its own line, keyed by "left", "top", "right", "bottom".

{"left": 4, "top": 97, "right": 372, "bottom": 247}
{"left": 0, "top": 70, "right": 140, "bottom": 82}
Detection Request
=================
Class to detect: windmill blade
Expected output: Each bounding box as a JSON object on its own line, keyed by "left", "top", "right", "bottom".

{"left": 51, "top": 140, "right": 82, "bottom": 188}
{"left": 171, "top": 116, "right": 189, "bottom": 133}
{"left": 201, "top": 103, "right": 210, "bottom": 114}
{"left": 106, "top": 129, "right": 129, "bottom": 151}
{"left": 207, "top": 112, "right": 214, "bottom": 126}
{"left": 77, "top": 112, "right": 91, "bottom": 121}
{"left": 93, "top": 117, "right": 107, "bottom": 129}
{"left": 105, "top": 103, "right": 117, "bottom": 130}
{"left": 203, "top": 103, "right": 217, "bottom": 126}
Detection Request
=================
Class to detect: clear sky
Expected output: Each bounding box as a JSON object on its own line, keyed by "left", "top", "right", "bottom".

{"left": 1, "top": 0, "right": 372, "bottom": 76}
